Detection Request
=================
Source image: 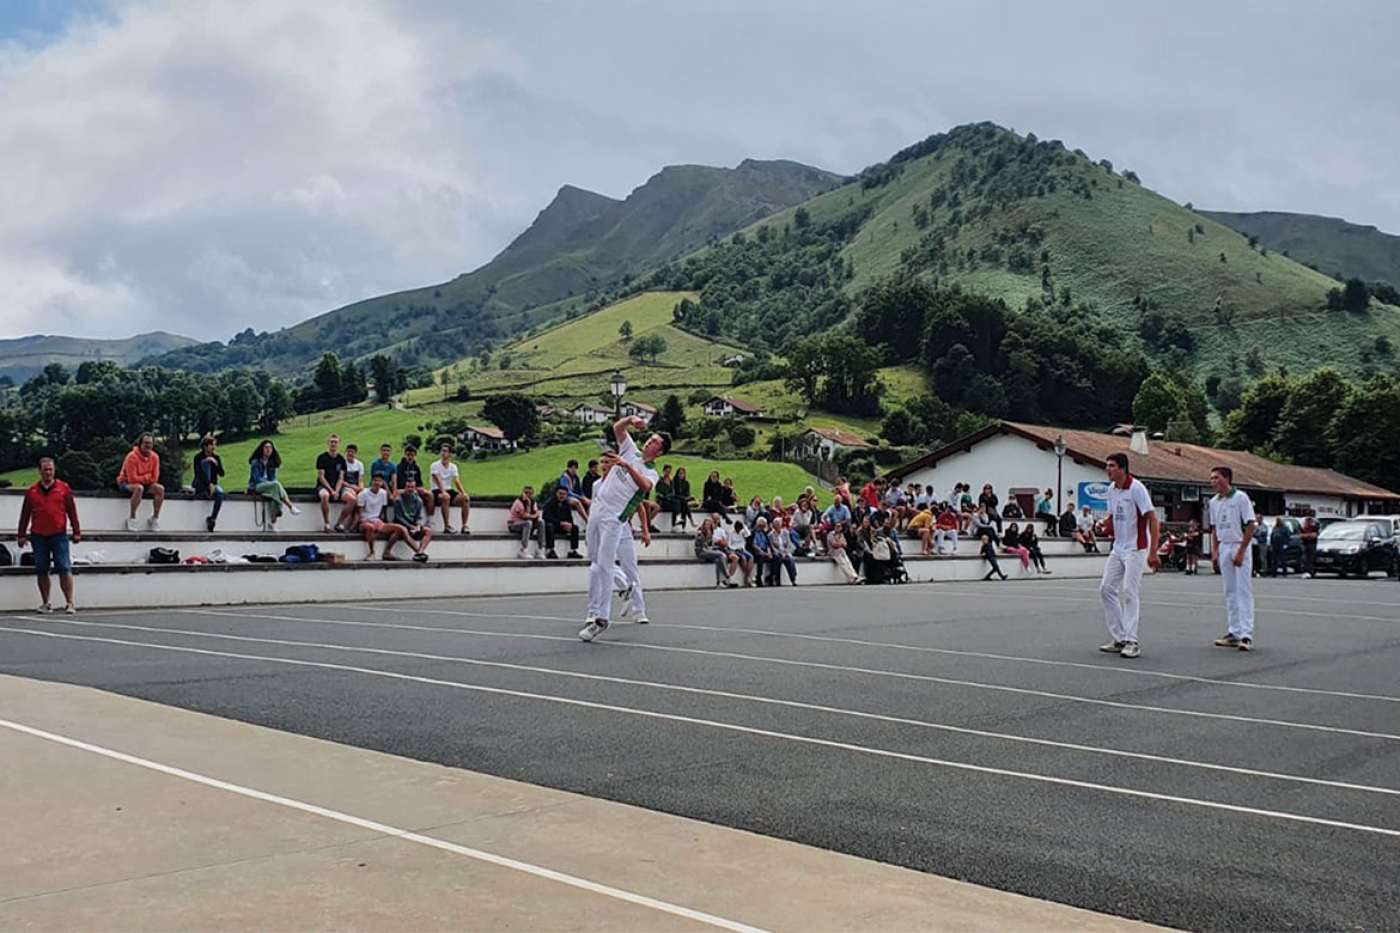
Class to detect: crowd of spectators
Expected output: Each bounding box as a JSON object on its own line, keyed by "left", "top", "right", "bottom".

{"left": 89, "top": 431, "right": 1086, "bottom": 579}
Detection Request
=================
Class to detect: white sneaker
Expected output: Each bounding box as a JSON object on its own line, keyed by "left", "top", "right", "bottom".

{"left": 36, "top": 603, "right": 52, "bottom": 614}
{"left": 578, "top": 619, "right": 608, "bottom": 642}
{"left": 518, "top": 546, "right": 528, "bottom": 559}
{"left": 64, "top": 603, "right": 76, "bottom": 615}
{"left": 147, "top": 518, "right": 160, "bottom": 531}
{"left": 267, "top": 521, "right": 279, "bottom": 533}
{"left": 125, "top": 518, "right": 139, "bottom": 532}
{"left": 1119, "top": 641, "right": 1141, "bottom": 659}
{"left": 323, "top": 523, "right": 332, "bottom": 533}
{"left": 619, "top": 589, "right": 634, "bottom": 617}
{"left": 287, "top": 504, "right": 301, "bottom": 516}
{"left": 443, "top": 524, "right": 456, "bottom": 534}
{"left": 636, "top": 616, "right": 649, "bottom": 625}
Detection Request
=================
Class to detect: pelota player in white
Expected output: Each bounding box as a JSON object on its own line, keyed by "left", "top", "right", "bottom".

{"left": 579, "top": 415, "right": 671, "bottom": 642}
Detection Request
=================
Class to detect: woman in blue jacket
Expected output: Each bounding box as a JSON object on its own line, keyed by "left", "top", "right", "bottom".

{"left": 248, "top": 440, "right": 301, "bottom": 531}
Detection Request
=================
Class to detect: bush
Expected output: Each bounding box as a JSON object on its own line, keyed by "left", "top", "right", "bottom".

{"left": 727, "top": 422, "right": 756, "bottom": 448}
{"left": 403, "top": 433, "right": 424, "bottom": 451}
{"left": 455, "top": 386, "right": 472, "bottom": 401}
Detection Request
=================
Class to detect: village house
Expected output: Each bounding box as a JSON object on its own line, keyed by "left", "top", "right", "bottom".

{"left": 702, "top": 395, "right": 763, "bottom": 420}
{"left": 793, "top": 427, "right": 872, "bottom": 460}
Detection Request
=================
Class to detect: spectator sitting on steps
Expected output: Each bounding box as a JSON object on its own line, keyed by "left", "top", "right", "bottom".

{"left": 247, "top": 439, "right": 301, "bottom": 532}
{"left": 1058, "top": 504, "right": 1079, "bottom": 539}
{"left": 695, "top": 517, "right": 738, "bottom": 587}
{"left": 396, "top": 446, "right": 435, "bottom": 524}
{"left": 508, "top": 484, "right": 546, "bottom": 560}
{"left": 559, "top": 459, "right": 590, "bottom": 523}
{"left": 1036, "top": 488, "right": 1058, "bottom": 535}
{"left": 542, "top": 484, "right": 582, "bottom": 559}
{"left": 391, "top": 477, "right": 433, "bottom": 562}
{"left": 1075, "top": 506, "right": 1101, "bottom": 552}
{"left": 934, "top": 504, "right": 959, "bottom": 554}
{"left": 315, "top": 434, "right": 357, "bottom": 533}
{"left": 1001, "top": 493, "right": 1024, "bottom": 520}
{"left": 431, "top": 443, "right": 471, "bottom": 535}
{"left": 356, "top": 473, "right": 406, "bottom": 560}
{"left": 191, "top": 434, "right": 225, "bottom": 533}
{"left": 117, "top": 432, "right": 165, "bottom": 532}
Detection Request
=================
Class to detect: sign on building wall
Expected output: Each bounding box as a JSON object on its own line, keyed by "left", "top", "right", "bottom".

{"left": 1078, "top": 481, "right": 1110, "bottom": 517}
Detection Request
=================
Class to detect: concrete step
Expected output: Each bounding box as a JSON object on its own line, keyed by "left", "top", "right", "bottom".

{"left": 49, "top": 531, "right": 695, "bottom": 564}
{"left": 0, "top": 551, "right": 1109, "bottom": 612}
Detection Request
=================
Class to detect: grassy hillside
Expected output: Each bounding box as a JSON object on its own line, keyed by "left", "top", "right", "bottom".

{"left": 1202, "top": 210, "right": 1400, "bottom": 286}
{"left": 0, "top": 331, "right": 196, "bottom": 385}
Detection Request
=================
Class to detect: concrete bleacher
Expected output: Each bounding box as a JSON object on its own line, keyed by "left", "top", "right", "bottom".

{"left": 1, "top": 490, "right": 1109, "bottom": 611}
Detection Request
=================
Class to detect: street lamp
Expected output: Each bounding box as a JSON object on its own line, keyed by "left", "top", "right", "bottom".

{"left": 609, "top": 369, "right": 627, "bottom": 418}
{"left": 1053, "top": 433, "right": 1067, "bottom": 520}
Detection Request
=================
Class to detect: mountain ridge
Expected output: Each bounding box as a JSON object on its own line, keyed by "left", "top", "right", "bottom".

{"left": 1200, "top": 210, "right": 1400, "bottom": 286}
{"left": 0, "top": 331, "right": 197, "bottom": 385}
{"left": 137, "top": 158, "right": 842, "bottom": 376}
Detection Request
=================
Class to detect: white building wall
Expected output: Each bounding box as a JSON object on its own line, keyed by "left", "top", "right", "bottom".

{"left": 899, "top": 433, "right": 1105, "bottom": 510}
{"left": 1284, "top": 492, "right": 1350, "bottom": 518}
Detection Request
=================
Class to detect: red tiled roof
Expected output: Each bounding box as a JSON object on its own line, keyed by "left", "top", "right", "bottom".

{"left": 468, "top": 425, "right": 505, "bottom": 440}
{"left": 804, "top": 427, "right": 872, "bottom": 448}
{"left": 706, "top": 395, "right": 762, "bottom": 414}
{"left": 887, "top": 420, "right": 1400, "bottom": 500}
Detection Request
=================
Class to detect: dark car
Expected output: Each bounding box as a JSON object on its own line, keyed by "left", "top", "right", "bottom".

{"left": 1313, "top": 520, "right": 1399, "bottom": 578}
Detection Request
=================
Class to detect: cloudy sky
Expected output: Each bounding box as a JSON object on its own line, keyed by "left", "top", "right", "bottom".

{"left": 2, "top": 0, "right": 1397, "bottom": 342}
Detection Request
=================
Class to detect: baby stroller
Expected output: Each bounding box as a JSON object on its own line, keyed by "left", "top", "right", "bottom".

{"left": 864, "top": 534, "right": 910, "bottom": 585}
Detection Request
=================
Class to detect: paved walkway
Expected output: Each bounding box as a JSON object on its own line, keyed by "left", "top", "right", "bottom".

{"left": 0, "top": 674, "right": 1156, "bottom": 931}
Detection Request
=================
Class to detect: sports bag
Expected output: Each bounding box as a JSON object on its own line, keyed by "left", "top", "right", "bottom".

{"left": 148, "top": 547, "right": 181, "bottom": 564}
{"left": 281, "top": 544, "right": 320, "bottom": 564}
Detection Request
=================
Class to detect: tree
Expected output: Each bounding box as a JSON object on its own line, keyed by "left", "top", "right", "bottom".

{"left": 368, "top": 355, "right": 404, "bottom": 404}
{"left": 1330, "top": 375, "right": 1400, "bottom": 494}
{"left": 880, "top": 408, "right": 920, "bottom": 446}
{"left": 1342, "top": 278, "right": 1370, "bottom": 313}
{"left": 655, "top": 394, "right": 686, "bottom": 435}
{"left": 1272, "top": 368, "right": 1353, "bottom": 467}
{"left": 481, "top": 393, "right": 541, "bottom": 444}
{"left": 727, "top": 422, "right": 755, "bottom": 448}
{"left": 628, "top": 333, "right": 667, "bottom": 363}
{"left": 1218, "top": 374, "right": 1290, "bottom": 451}
{"left": 783, "top": 337, "right": 826, "bottom": 404}
{"left": 619, "top": 319, "right": 633, "bottom": 341}
{"left": 259, "top": 381, "right": 295, "bottom": 434}
{"left": 1132, "top": 373, "right": 1181, "bottom": 433}
{"left": 312, "top": 352, "right": 344, "bottom": 406}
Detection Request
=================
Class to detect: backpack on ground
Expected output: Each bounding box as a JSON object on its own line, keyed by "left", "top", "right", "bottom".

{"left": 148, "top": 547, "right": 180, "bottom": 564}
{"left": 281, "top": 544, "right": 320, "bottom": 564}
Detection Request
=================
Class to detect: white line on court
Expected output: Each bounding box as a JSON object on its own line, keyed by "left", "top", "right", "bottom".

{"left": 0, "top": 715, "right": 768, "bottom": 933}
{"left": 28, "top": 616, "right": 1400, "bottom": 798}
{"left": 311, "top": 604, "right": 1400, "bottom": 704}
{"left": 171, "top": 607, "right": 1400, "bottom": 742}
{"left": 926, "top": 585, "right": 1400, "bottom": 625}
{"left": 4, "top": 625, "right": 1400, "bottom": 840}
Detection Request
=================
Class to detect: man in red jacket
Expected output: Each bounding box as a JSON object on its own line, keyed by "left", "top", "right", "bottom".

{"left": 17, "top": 456, "right": 83, "bottom": 614}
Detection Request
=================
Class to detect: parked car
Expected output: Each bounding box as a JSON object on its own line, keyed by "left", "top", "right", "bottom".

{"left": 1353, "top": 514, "right": 1400, "bottom": 537}
{"left": 1313, "top": 520, "right": 1399, "bottom": 578}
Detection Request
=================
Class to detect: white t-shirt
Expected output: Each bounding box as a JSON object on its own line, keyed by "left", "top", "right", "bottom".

{"left": 357, "top": 487, "right": 388, "bottom": 522}
{"left": 1107, "top": 477, "right": 1155, "bottom": 553}
{"left": 1209, "top": 489, "right": 1257, "bottom": 545}
{"left": 591, "top": 435, "right": 659, "bottom": 523}
{"left": 430, "top": 460, "right": 460, "bottom": 492}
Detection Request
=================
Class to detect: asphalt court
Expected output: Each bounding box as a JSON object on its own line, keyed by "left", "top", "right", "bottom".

{"left": 2, "top": 573, "right": 1399, "bottom": 931}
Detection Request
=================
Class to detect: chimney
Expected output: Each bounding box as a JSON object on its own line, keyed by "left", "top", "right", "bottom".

{"left": 1129, "top": 430, "right": 1149, "bottom": 456}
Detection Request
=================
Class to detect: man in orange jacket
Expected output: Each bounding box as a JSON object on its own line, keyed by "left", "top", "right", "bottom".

{"left": 116, "top": 432, "right": 165, "bottom": 531}
{"left": 17, "top": 456, "right": 82, "bottom": 614}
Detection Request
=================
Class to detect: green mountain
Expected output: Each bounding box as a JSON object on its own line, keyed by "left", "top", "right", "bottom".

{"left": 640, "top": 123, "right": 1399, "bottom": 383}
{"left": 145, "top": 159, "right": 842, "bottom": 376}
{"left": 0, "top": 331, "right": 196, "bottom": 385}
{"left": 1200, "top": 210, "right": 1400, "bottom": 286}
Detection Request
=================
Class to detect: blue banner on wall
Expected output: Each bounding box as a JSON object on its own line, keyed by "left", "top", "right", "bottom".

{"left": 1078, "top": 481, "right": 1110, "bottom": 516}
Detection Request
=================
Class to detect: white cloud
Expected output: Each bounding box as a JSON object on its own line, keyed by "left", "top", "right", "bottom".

{"left": 1, "top": 0, "right": 1398, "bottom": 342}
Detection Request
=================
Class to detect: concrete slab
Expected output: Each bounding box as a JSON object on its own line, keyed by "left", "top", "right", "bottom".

{"left": 0, "top": 674, "right": 1160, "bottom": 932}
